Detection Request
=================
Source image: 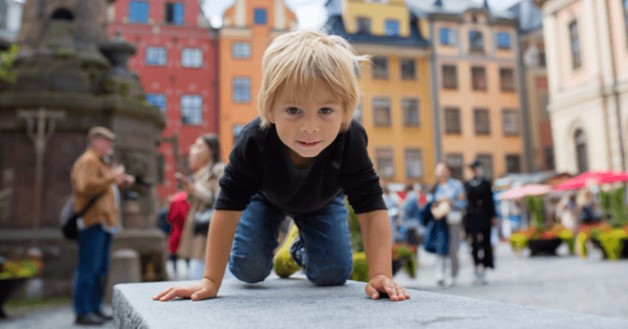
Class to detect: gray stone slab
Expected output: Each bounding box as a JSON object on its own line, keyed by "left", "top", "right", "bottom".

{"left": 113, "top": 278, "right": 628, "bottom": 329}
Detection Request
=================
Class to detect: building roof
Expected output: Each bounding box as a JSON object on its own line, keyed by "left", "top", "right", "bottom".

{"left": 406, "top": 0, "right": 515, "bottom": 20}
{"left": 322, "top": 14, "right": 429, "bottom": 48}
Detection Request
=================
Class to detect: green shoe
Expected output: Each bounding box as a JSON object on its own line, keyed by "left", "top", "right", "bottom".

{"left": 273, "top": 223, "right": 302, "bottom": 278}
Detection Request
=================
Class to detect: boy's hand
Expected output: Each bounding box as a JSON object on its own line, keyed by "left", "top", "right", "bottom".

{"left": 152, "top": 278, "right": 219, "bottom": 301}
{"left": 365, "top": 274, "right": 410, "bottom": 301}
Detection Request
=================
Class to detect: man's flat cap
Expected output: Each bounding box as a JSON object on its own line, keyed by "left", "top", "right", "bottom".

{"left": 88, "top": 126, "right": 116, "bottom": 141}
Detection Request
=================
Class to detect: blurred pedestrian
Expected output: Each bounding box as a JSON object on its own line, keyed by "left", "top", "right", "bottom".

{"left": 430, "top": 162, "right": 466, "bottom": 287}
{"left": 167, "top": 191, "right": 189, "bottom": 277}
{"left": 463, "top": 160, "right": 496, "bottom": 285}
{"left": 177, "top": 134, "right": 225, "bottom": 280}
{"left": 71, "top": 127, "right": 133, "bottom": 325}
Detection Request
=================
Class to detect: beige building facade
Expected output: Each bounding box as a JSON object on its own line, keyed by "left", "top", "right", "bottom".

{"left": 536, "top": 0, "right": 628, "bottom": 173}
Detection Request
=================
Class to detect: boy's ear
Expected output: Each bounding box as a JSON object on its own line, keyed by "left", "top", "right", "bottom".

{"left": 267, "top": 111, "right": 275, "bottom": 124}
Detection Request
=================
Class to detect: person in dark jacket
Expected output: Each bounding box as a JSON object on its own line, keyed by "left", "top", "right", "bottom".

{"left": 463, "top": 160, "right": 496, "bottom": 285}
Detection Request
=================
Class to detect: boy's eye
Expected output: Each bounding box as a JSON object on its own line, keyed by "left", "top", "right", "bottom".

{"left": 287, "top": 107, "right": 301, "bottom": 115}
{"left": 319, "top": 107, "right": 333, "bottom": 114}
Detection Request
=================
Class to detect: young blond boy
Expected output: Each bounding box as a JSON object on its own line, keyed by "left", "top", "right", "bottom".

{"left": 154, "top": 30, "right": 409, "bottom": 302}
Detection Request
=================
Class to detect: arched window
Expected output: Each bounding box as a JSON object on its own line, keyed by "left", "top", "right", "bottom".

{"left": 575, "top": 129, "right": 588, "bottom": 173}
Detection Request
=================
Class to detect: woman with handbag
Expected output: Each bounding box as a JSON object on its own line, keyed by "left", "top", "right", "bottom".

{"left": 429, "top": 162, "right": 467, "bottom": 287}
{"left": 177, "top": 134, "right": 225, "bottom": 280}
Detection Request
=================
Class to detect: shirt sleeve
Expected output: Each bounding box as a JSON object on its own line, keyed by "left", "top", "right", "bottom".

{"left": 214, "top": 125, "right": 263, "bottom": 211}
{"left": 72, "top": 157, "right": 115, "bottom": 197}
{"left": 340, "top": 122, "right": 386, "bottom": 214}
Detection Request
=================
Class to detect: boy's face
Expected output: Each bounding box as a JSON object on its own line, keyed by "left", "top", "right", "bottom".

{"left": 268, "top": 83, "right": 344, "bottom": 165}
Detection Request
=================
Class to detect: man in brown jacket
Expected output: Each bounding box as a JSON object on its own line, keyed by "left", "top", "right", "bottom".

{"left": 71, "top": 126, "right": 132, "bottom": 326}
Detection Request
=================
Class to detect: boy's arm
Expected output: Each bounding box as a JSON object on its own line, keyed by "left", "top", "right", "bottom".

{"left": 153, "top": 209, "right": 241, "bottom": 301}
{"left": 357, "top": 209, "right": 410, "bottom": 301}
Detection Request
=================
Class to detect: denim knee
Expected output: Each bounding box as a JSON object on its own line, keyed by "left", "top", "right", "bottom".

{"left": 229, "top": 254, "right": 272, "bottom": 283}
{"left": 305, "top": 262, "right": 352, "bottom": 286}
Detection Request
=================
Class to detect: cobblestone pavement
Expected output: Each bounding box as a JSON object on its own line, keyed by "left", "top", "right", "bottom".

{"left": 1, "top": 240, "right": 626, "bottom": 328}
{"left": 394, "top": 241, "right": 628, "bottom": 319}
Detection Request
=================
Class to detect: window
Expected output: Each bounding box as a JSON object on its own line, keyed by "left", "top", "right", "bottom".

{"left": 442, "top": 65, "right": 458, "bottom": 89}
{"left": 129, "top": 1, "right": 149, "bottom": 24}
{"left": 373, "top": 98, "right": 391, "bottom": 127}
{"left": 444, "top": 107, "right": 461, "bottom": 134}
{"left": 146, "top": 93, "right": 166, "bottom": 114}
{"left": 502, "top": 109, "right": 520, "bottom": 135}
{"left": 569, "top": 21, "right": 581, "bottom": 69}
{"left": 544, "top": 146, "right": 555, "bottom": 170}
{"left": 471, "top": 66, "right": 487, "bottom": 91}
{"left": 375, "top": 148, "right": 394, "bottom": 178}
{"left": 372, "top": 57, "right": 389, "bottom": 79}
{"left": 500, "top": 68, "right": 515, "bottom": 92}
{"left": 165, "top": 2, "right": 184, "bottom": 25}
{"left": 356, "top": 17, "right": 371, "bottom": 33}
{"left": 385, "top": 19, "right": 399, "bottom": 36}
{"left": 233, "top": 124, "right": 245, "bottom": 144}
{"left": 469, "top": 30, "right": 484, "bottom": 52}
{"left": 232, "top": 42, "right": 251, "bottom": 59}
{"left": 405, "top": 149, "right": 423, "bottom": 179}
{"left": 233, "top": 77, "right": 251, "bottom": 103}
{"left": 181, "top": 48, "right": 202, "bottom": 68}
{"left": 496, "top": 32, "right": 511, "bottom": 49}
{"left": 575, "top": 129, "right": 588, "bottom": 173}
{"left": 254, "top": 8, "right": 267, "bottom": 25}
{"left": 402, "top": 98, "right": 420, "bottom": 127}
{"left": 181, "top": 95, "right": 202, "bottom": 125}
{"left": 439, "top": 28, "right": 456, "bottom": 45}
{"left": 473, "top": 108, "right": 490, "bottom": 135}
{"left": 400, "top": 59, "right": 416, "bottom": 80}
{"left": 446, "top": 153, "right": 464, "bottom": 180}
{"left": 146, "top": 47, "right": 167, "bottom": 66}
{"left": 476, "top": 154, "right": 494, "bottom": 180}
{"left": 0, "top": 0, "right": 6, "bottom": 29}
{"left": 505, "top": 154, "right": 522, "bottom": 173}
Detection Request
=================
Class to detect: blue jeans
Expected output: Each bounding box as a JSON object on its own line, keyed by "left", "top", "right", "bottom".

{"left": 73, "top": 224, "right": 112, "bottom": 315}
{"left": 229, "top": 194, "right": 352, "bottom": 286}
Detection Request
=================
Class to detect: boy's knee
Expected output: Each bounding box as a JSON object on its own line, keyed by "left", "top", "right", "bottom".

{"left": 229, "top": 255, "right": 272, "bottom": 283}
{"left": 306, "top": 264, "right": 352, "bottom": 286}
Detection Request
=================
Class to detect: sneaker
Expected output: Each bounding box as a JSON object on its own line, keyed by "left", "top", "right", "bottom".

{"left": 95, "top": 310, "right": 113, "bottom": 321}
{"left": 273, "top": 223, "right": 302, "bottom": 278}
{"left": 75, "top": 313, "right": 105, "bottom": 326}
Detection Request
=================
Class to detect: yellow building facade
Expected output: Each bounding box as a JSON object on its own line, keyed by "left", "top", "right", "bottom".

{"left": 326, "top": 0, "right": 436, "bottom": 185}
{"left": 218, "top": 0, "right": 296, "bottom": 158}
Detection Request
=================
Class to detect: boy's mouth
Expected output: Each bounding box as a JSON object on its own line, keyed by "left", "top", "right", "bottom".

{"left": 297, "top": 140, "right": 321, "bottom": 147}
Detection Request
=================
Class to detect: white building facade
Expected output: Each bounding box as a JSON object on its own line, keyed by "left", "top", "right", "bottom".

{"left": 536, "top": 0, "right": 628, "bottom": 173}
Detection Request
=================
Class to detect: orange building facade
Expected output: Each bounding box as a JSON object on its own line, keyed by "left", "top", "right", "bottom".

{"left": 218, "top": 0, "right": 296, "bottom": 158}
{"left": 325, "top": 0, "right": 436, "bottom": 185}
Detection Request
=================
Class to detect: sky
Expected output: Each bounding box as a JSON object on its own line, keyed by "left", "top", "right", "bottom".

{"left": 202, "top": 0, "right": 524, "bottom": 29}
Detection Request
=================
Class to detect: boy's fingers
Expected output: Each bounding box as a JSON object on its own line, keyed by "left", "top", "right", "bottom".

{"left": 152, "top": 287, "right": 173, "bottom": 301}
{"left": 364, "top": 283, "right": 380, "bottom": 300}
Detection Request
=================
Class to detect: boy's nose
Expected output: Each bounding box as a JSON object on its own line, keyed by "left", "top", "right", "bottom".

{"left": 301, "top": 119, "right": 319, "bottom": 133}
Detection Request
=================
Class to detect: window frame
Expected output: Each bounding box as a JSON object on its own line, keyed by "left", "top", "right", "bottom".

{"left": 181, "top": 48, "right": 203, "bottom": 68}
{"left": 385, "top": 19, "right": 400, "bottom": 36}
{"left": 496, "top": 31, "right": 511, "bottom": 49}
{"left": 442, "top": 64, "right": 458, "bottom": 89}
{"left": 444, "top": 107, "right": 461, "bottom": 134}
{"left": 502, "top": 109, "right": 520, "bottom": 136}
{"left": 373, "top": 97, "right": 391, "bottom": 127}
{"left": 375, "top": 147, "right": 395, "bottom": 179}
{"left": 165, "top": 2, "right": 184, "bottom": 25}
{"left": 471, "top": 66, "right": 487, "bottom": 91}
{"left": 402, "top": 98, "right": 420, "bottom": 127}
{"left": 232, "top": 42, "right": 252, "bottom": 59}
{"left": 180, "top": 95, "right": 203, "bottom": 126}
{"left": 473, "top": 108, "right": 490, "bottom": 135}
{"left": 499, "top": 67, "right": 515, "bottom": 92}
{"left": 400, "top": 58, "right": 417, "bottom": 80}
{"left": 439, "top": 27, "right": 456, "bottom": 46}
{"left": 233, "top": 77, "right": 251, "bottom": 103}
{"left": 146, "top": 47, "right": 167, "bottom": 66}
{"left": 569, "top": 20, "right": 582, "bottom": 69}
{"left": 146, "top": 93, "right": 167, "bottom": 114}
{"left": 469, "top": 30, "right": 484, "bottom": 52}
{"left": 405, "top": 148, "right": 424, "bottom": 179}
{"left": 372, "top": 56, "right": 389, "bottom": 80}
{"left": 254, "top": 8, "right": 267, "bottom": 25}
{"left": 129, "top": 0, "right": 149, "bottom": 24}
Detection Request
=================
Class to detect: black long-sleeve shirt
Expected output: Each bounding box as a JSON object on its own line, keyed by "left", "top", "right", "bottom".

{"left": 214, "top": 118, "right": 386, "bottom": 215}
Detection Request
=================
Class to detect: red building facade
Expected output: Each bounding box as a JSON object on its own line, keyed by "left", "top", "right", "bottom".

{"left": 108, "top": 0, "right": 219, "bottom": 199}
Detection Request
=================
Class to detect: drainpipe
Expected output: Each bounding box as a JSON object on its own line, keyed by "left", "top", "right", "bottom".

{"left": 517, "top": 31, "right": 534, "bottom": 173}
{"left": 428, "top": 18, "right": 442, "bottom": 164}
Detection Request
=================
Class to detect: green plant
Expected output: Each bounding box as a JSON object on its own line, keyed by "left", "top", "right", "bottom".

{"left": 0, "top": 259, "right": 42, "bottom": 280}
{"left": 0, "top": 44, "right": 19, "bottom": 85}
{"left": 345, "top": 199, "right": 363, "bottom": 252}
{"left": 599, "top": 187, "right": 628, "bottom": 227}
{"left": 510, "top": 232, "right": 528, "bottom": 251}
{"left": 524, "top": 196, "right": 545, "bottom": 229}
{"left": 596, "top": 229, "right": 628, "bottom": 260}
{"left": 576, "top": 232, "right": 588, "bottom": 258}
{"left": 351, "top": 252, "right": 368, "bottom": 282}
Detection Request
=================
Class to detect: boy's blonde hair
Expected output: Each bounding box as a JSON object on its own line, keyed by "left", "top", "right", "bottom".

{"left": 258, "top": 30, "right": 368, "bottom": 131}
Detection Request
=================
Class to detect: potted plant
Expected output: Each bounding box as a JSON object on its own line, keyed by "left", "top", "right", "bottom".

{"left": 510, "top": 196, "right": 574, "bottom": 256}
{"left": 0, "top": 254, "right": 43, "bottom": 318}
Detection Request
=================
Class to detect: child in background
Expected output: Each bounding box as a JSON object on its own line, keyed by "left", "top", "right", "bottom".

{"left": 154, "top": 30, "right": 409, "bottom": 302}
